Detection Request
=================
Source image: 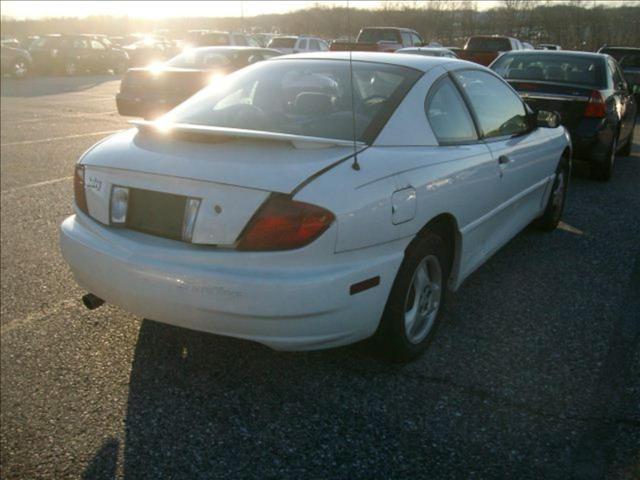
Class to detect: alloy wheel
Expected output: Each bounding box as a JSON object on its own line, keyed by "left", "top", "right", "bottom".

{"left": 404, "top": 255, "right": 442, "bottom": 344}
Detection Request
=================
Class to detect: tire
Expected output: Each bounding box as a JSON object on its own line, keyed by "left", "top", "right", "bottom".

{"left": 618, "top": 121, "right": 635, "bottom": 157}
{"left": 12, "top": 58, "right": 29, "bottom": 79}
{"left": 373, "top": 232, "right": 450, "bottom": 362}
{"left": 534, "top": 156, "right": 570, "bottom": 231}
{"left": 64, "top": 61, "right": 77, "bottom": 76}
{"left": 113, "top": 60, "right": 127, "bottom": 75}
{"left": 591, "top": 135, "right": 617, "bottom": 181}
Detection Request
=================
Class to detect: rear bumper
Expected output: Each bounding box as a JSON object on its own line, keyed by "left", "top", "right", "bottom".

{"left": 116, "top": 93, "right": 177, "bottom": 118}
{"left": 568, "top": 118, "right": 614, "bottom": 163}
{"left": 59, "top": 212, "right": 402, "bottom": 351}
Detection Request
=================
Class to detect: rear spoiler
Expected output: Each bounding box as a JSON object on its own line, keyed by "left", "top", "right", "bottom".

{"left": 130, "top": 120, "right": 367, "bottom": 150}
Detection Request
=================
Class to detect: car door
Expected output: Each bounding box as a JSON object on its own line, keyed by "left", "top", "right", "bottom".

{"left": 89, "top": 39, "right": 107, "bottom": 71}
{"left": 450, "top": 68, "right": 558, "bottom": 250}
{"left": 416, "top": 74, "right": 501, "bottom": 279}
{"left": 609, "top": 57, "right": 636, "bottom": 145}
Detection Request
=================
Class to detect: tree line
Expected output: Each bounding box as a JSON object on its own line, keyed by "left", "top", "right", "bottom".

{"left": 1, "top": 1, "right": 638, "bottom": 50}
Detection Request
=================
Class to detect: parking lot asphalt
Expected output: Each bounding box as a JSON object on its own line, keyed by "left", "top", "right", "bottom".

{"left": 1, "top": 75, "right": 638, "bottom": 480}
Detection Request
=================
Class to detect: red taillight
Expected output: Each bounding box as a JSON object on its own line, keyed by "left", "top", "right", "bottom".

{"left": 236, "top": 194, "right": 335, "bottom": 251}
{"left": 584, "top": 90, "right": 607, "bottom": 118}
{"left": 74, "top": 164, "right": 88, "bottom": 214}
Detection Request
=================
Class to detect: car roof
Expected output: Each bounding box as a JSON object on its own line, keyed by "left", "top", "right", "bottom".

{"left": 273, "top": 51, "right": 463, "bottom": 72}
{"left": 397, "top": 47, "right": 452, "bottom": 53}
{"left": 185, "top": 46, "right": 281, "bottom": 54}
{"left": 498, "top": 50, "right": 607, "bottom": 61}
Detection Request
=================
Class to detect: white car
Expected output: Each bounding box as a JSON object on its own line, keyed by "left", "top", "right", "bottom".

{"left": 267, "top": 35, "right": 329, "bottom": 54}
{"left": 60, "top": 52, "right": 571, "bottom": 361}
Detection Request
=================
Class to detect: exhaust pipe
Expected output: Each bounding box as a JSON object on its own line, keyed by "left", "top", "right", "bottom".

{"left": 82, "top": 293, "right": 105, "bottom": 310}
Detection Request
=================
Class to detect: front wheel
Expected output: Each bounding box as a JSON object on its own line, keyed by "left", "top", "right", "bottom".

{"left": 534, "top": 156, "right": 570, "bottom": 231}
{"left": 13, "top": 58, "right": 29, "bottom": 78}
{"left": 373, "top": 232, "right": 450, "bottom": 362}
{"left": 64, "top": 61, "right": 77, "bottom": 76}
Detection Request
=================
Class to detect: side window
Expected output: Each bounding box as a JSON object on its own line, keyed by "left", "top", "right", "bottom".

{"left": 233, "top": 35, "right": 247, "bottom": 46}
{"left": 453, "top": 69, "right": 529, "bottom": 138}
{"left": 90, "top": 40, "right": 106, "bottom": 50}
{"left": 426, "top": 76, "right": 478, "bottom": 143}
{"left": 297, "top": 39, "right": 308, "bottom": 50}
{"left": 309, "top": 39, "right": 320, "bottom": 50}
{"left": 319, "top": 40, "right": 329, "bottom": 51}
{"left": 400, "top": 32, "right": 412, "bottom": 47}
{"left": 410, "top": 33, "right": 423, "bottom": 46}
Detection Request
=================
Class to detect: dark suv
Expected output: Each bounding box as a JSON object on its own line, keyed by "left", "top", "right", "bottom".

{"left": 29, "top": 34, "right": 129, "bottom": 75}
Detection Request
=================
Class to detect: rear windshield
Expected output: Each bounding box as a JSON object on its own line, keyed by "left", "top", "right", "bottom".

{"left": 619, "top": 54, "right": 640, "bottom": 69}
{"left": 491, "top": 54, "right": 607, "bottom": 88}
{"left": 165, "top": 49, "right": 232, "bottom": 68}
{"left": 191, "top": 33, "right": 229, "bottom": 47}
{"left": 600, "top": 48, "right": 640, "bottom": 62}
{"left": 268, "top": 38, "right": 296, "bottom": 48}
{"left": 163, "top": 59, "right": 421, "bottom": 143}
{"left": 466, "top": 37, "right": 511, "bottom": 52}
{"left": 358, "top": 29, "right": 399, "bottom": 44}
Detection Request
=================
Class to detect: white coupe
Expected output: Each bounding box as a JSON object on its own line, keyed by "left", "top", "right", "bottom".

{"left": 60, "top": 52, "right": 571, "bottom": 361}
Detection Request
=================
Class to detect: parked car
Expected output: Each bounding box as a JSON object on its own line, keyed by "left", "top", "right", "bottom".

{"left": 267, "top": 36, "right": 329, "bottom": 54}
{"left": 29, "top": 34, "right": 129, "bottom": 75}
{"left": 123, "top": 36, "right": 179, "bottom": 67}
{"left": 597, "top": 46, "right": 640, "bottom": 104}
{"left": 117, "top": 46, "right": 282, "bottom": 119}
{"left": 252, "top": 33, "right": 278, "bottom": 48}
{"left": 459, "top": 35, "right": 524, "bottom": 66}
{"left": 537, "top": 44, "right": 562, "bottom": 51}
{"left": 330, "top": 27, "right": 423, "bottom": 52}
{"left": 396, "top": 47, "right": 457, "bottom": 58}
{"left": 61, "top": 52, "right": 571, "bottom": 361}
{"left": 490, "top": 51, "right": 636, "bottom": 180}
{"left": 1, "top": 44, "right": 32, "bottom": 78}
{"left": 185, "top": 31, "right": 259, "bottom": 48}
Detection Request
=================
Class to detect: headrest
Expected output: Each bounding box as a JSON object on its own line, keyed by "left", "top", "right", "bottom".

{"left": 293, "top": 92, "right": 333, "bottom": 116}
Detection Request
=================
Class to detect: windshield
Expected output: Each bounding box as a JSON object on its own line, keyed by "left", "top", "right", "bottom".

{"left": 466, "top": 37, "right": 511, "bottom": 52}
{"left": 358, "top": 29, "right": 399, "bottom": 43}
{"left": 163, "top": 59, "right": 421, "bottom": 143}
{"left": 491, "top": 54, "right": 607, "bottom": 88}
{"left": 165, "top": 49, "right": 232, "bottom": 68}
{"left": 268, "top": 38, "right": 296, "bottom": 48}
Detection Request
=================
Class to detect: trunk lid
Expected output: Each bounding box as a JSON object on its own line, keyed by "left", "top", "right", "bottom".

{"left": 508, "top": 80, "right": 593, "bottom": 130}
{"left": 80, "top": 129, "right": 358, "bottom": 245}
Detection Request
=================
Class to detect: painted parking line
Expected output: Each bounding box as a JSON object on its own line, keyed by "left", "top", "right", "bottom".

{"left": 13, "top": 110, "right": 119, "bottom": 124}
{"left": 0, "top": 129, "right": 123, "bottom": 147}
{"left": 1, "top": 176, "right": 73, "bottom": 196}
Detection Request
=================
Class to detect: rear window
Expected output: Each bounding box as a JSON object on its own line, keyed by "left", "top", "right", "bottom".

{"left": 358, "top": 29, "right": 399, "bottom": 44}
{"left": 600, "top": 48, "right": 640, "bottom": 63}
{"left": 163, "top": 59, "right": 421, "bottom": 144}
{"left": 268, "top": 38, "right": 296, "bottom": 49}
{"left": 619, "top": 54, "right": 640, "bottom": 69}
{"left": 165, "top": 49, "right": 232, "bottom": 68}
{"left": 31, "top": 37, "right": 60, "bottom": 49}
{"left": 491, "top": 54, "right": 607, "bottom": 88}
{"left": 466, "top": 37, "right": 511, "bottom": 52}
{"left": 191, "top": 33, "right": 229, "bottom": 47}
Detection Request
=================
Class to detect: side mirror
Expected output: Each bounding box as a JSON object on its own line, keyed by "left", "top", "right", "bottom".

{"left": 536, "top": 110, "right": 561, "bottom": 128}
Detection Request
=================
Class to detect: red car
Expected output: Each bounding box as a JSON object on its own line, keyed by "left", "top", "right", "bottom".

{"left": 458, "top": 36, "right": 525, "bottom": 66}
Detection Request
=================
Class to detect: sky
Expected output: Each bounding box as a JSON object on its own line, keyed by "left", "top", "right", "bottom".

{"left": 1, "top": 0, "right": 637, "bottom": 19}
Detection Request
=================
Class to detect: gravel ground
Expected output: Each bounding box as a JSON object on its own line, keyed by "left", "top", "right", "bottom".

{"left": 1, "top": 75, "right": 638, "bottom": 480}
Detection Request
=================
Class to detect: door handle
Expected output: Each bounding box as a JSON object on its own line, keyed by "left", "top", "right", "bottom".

{"left": 498, "top": 155, "right": 511, "bottom": 165}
